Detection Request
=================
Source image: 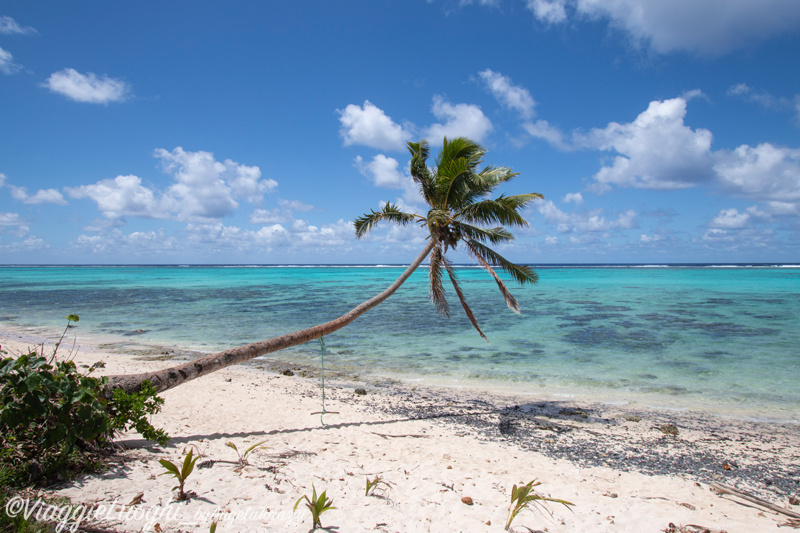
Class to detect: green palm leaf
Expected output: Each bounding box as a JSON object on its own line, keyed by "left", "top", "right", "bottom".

{"left": 452, "top": 222, "right": 514, "bottom": 245}
{"left": 428, "top": 243, "right": 449, "bottom": 317}
{"left": 354, "top": 203, "right": 419, "bottom": 238}
{"left": 443, "top": 258, "right": 487, "bottom": 341}
{"left": 457, "top": 193, "right": 543, "bottom": 227}
{"left": 466, "top": 240, "right": 538, "bottom": 285}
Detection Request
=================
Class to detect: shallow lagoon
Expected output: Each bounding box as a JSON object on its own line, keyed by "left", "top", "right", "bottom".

{"left": 2, "top": 264, "right": 798, "bottom": 421}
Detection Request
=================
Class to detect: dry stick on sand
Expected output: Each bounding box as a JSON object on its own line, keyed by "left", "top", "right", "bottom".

{"left": 710, "top": 482, "right": 800, "bottom": 519}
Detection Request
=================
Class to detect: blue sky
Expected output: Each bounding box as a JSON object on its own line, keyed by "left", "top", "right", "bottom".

{"left": 1, "top": 1, "right": 800, "bottom": 264}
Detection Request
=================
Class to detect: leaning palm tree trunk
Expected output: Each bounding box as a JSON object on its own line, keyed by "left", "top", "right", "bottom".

{"left": 106, "top": 240, "right": 436, "bottom": 395}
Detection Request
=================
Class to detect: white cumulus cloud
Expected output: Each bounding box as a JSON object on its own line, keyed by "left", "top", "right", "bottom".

{"left": 43, "top": 68, "right": 130, "bottom": 104}
{"left": 579, "top": 97, "right": 714, "bottom": 191}
{"left": 338, "top": 100, "right": 412, "bottom": 151}
{"left": 0, "top": 212, "right": 30, "bottom": 237}
{"left": 9, "top": 186, "right": 67, "bottom": 205}
{"left": 155, "top": 147, "right": 275, "bottom": 220}
{"left": 0, "top": 47, "right": 21, "bottom": 75}
{"left": 526, "top": 0, "right": 800, "bottom": 56}
{"left": 713, "top": 143, "right": 800, "bottom": 203}
{"left": 709, "top": 208, "right": 751, "bottom": 229}
{"left": 67, "top": 148, "right": 275, "bottom": 222}
{"left": 536, "top": 199, "right": 637, "bottom": 233}
{"left": 426, "top": 95, "right": 493, "bottom": 145}
{"left": 527, "top": 0, "right": 567, "bottom": 24}
{"left": 0, "top": 16, "right": 36, "bottom": 35}
{"left": 478, "top": 69, "right": 536, "bottom": 119}
{"left": 66, "top": 175, "right": 170, "bottom": 219}
{"left": 355, "top": 155, "right": 421, "bottom": 205}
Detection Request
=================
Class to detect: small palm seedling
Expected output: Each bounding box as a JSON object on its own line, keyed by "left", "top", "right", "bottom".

{"left": 505, "top": 479, "right": 573, "bottom": 531}
{"left": 365, "top": 475, "right": 393, "bottom": 498}
{"left": 226, "top": 440, "right": 268, "bottom": 468}
{"left": 293, "top": 484, "right": 336, "bottom": 529}
{"left": 159, "top": 448, "right": 200, "bottom": 501}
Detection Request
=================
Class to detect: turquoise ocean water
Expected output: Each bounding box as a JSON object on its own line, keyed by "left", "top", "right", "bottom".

{"left": 1, "top": 264, "right": 798, "bottom": 421}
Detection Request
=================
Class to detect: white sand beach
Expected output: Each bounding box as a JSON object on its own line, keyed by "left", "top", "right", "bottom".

{"left": 2, "top": 328, "right": 799, "bottom": 532}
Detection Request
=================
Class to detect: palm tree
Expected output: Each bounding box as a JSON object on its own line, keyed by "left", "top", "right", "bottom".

{"left": 355, "top": 137, "right": 542, "bottom": 340}
{"left": 106, "top": 137, "right": 541, "bottom": 395}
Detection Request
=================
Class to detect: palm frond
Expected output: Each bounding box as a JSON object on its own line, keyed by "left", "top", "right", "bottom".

{"left": 454, "top": 166, "right": 520, "bottom": 206}
{"left": 408, "top": 140, "right": 435, "bottom": 206}
{"left": 354, "top": 203, "right": 419, "bottom": 238}
{"left": 456, "top": 193, "right": 542, "bottom": 227}
{"left": 451, "top": 222, "right": 513, "bottom": 245}
{"left": 437, "top": 158, "right": 472, "bottom": 210}
{"left": 464, "top": 240, "right": 521, "bottom": 313}
{"left": 436, "top": 137, "right": 485, "bottom": 169}
{"left": 466, "top": 239, "right": 538, "bottom": 286}
{"left": 428, "top": 243, "right": 449, "bottom": 317}
{"left": 443, "top": 259, "right": 488, "bottom": 341}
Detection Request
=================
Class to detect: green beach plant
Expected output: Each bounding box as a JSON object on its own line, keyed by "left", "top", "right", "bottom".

{"left": 105, "top": 137, "right": 541, "bottom": 396}
{"left": 504, "top": 479, "right": 573, "bottom": 531}
{"left": 226, "top": 440, "right": 268, "bottom": 468}
{"left": 365, "top": 475, "right": 393, "bottom": 497}
{"left": 51, "top": 314, "right": 80, "bottom": 362}
{"left": 0, "top": 315, "right": 169, "bottom": 487}
{"left": 293, "top": 484, "right": 335, "bottom": 529}
{"left": 159, "top": 448, "right": 199, "bottom": 501}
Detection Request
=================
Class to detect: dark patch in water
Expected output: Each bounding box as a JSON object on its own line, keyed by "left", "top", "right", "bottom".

{"left": 643, "top": 384, "right": 690, "bottom": 395}
{"left": 562, "top": 326, "right": 667, "bottom": 352}
{"left": 123, "top": 329, "right": 150, "bottom": 336}
{"left": 559, "top": 313, "right": 626, "bottom": 327}
{"left": 699, "top": 350, "right": 732, "bottom": 360}
{"left": 697, "top": 322, "right": 777, "bottom": 337}
{"left": 704, "top": 298, "right": 736, "bottom": 306}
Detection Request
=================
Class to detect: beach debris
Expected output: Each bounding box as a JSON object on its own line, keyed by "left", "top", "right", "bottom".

{"left": 499, "top": 418, "right": 517, "bottom": 435}
{"left": 461, "top": 496, "right": 474, "bottom": 505}
{"left": 660, "top": 424, "right": 680, "bottom": 436}
{"left": 778, "top": 518, "right": 800, "bottom": 528}
{"left": 603, "top": 492, "right": 618, "bottom": 498}
{"left": 355, "top": 387, "right": 367, "bottom": 395}
{"left": 371, "top": 432, "right": 430, "bottom": 439}
{"left": 663, "top": 523, "right": 728, "bottom": 533}
{"left": 559, "top": 408, "right": 589, "bottom": 419}
{"left": 710, "top": 482, "right": 800, "bottom": 519}
{"left": 280, "top": 369, "right": 294, "bottom": 376}
{"left": 679, "top": 502, "right": 697, "bottom": 510}
{"left": 128, "top": 492, "right": 144, "bottom": 506}
{"left": 789, "top": 495, "right": 799, "bottom": 506}
{"left": 623, "top": 414, "right": 642, "bottom": 422}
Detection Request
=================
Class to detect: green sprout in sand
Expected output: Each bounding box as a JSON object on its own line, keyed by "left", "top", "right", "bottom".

{"left": 365, "top": 475, "right": 394, "bottom": 497}
{"left": 159, "top": 448, "right": 200, "bottom": 501}
{"left": 226, "top": 439, "right": 268, "bottom": 468}
{"left": 505, "top": 479, "right": 573, "bottom": 531}
{"left": 294, "top": 484, "right": 336, "bottom": 529}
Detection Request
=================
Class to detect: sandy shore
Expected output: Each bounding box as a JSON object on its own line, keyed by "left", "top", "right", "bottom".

{"left": 2, "top": 327, "right": 799, "bottom": 532}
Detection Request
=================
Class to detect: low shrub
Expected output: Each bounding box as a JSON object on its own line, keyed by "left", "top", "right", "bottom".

{"left": 0, "top": 321, "right": 169, "bottom": 486}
